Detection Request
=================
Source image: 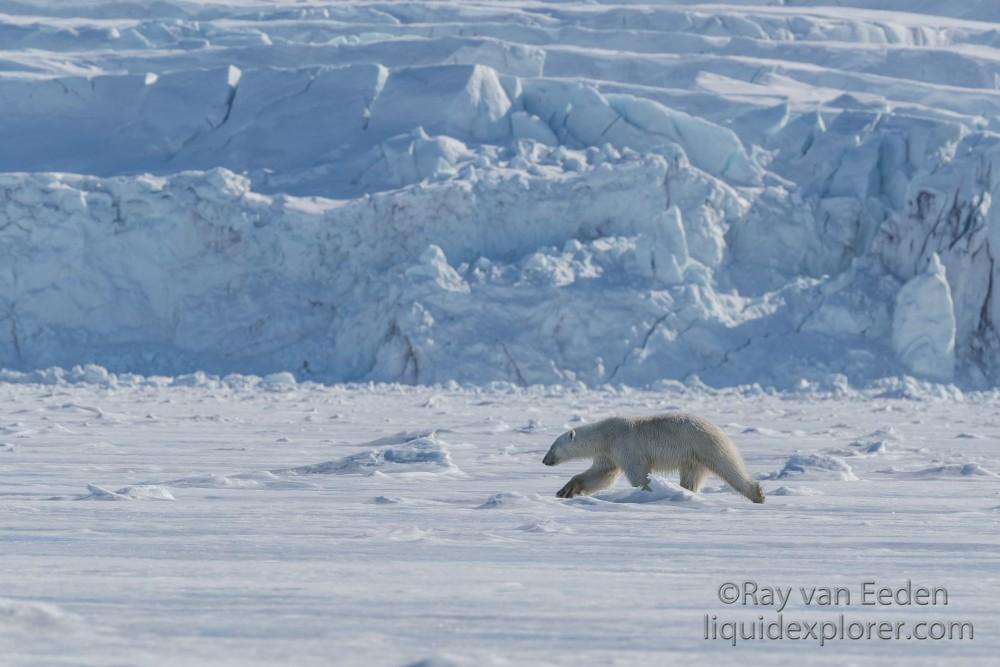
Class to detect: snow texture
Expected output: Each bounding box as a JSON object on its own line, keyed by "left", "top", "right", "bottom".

{"left": 76, "top": 483, "right": 176, "bottom": 501}
{"left": 2, "top": 380, "right": 999, "bottom": 665}
{"left": 2, "top": 0, "right": 1000, "bottom": 388}
{"left": 769, "top": 452, "right": 860, "bottom": 481}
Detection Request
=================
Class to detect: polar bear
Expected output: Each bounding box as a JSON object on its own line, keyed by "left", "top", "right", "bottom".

{"left": 542, "top": 413, "right": 765, "bottom": 503}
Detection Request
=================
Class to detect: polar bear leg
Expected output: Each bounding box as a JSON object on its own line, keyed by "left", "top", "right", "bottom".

{"left": 699, "top": 454, "right": 765, "bottom": 504}
{"left": 556, "top": 457, "right": 620, "bottom": 498}
{"left": 621, "top": 461, "right": 653, "bottom": 491}
{"left": 679, "top": 462, "right": 709, "bottom": 492}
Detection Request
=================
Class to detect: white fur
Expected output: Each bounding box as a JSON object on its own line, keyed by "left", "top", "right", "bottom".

{"left": 542, "top": 413, "right": 765, "bottom": 503}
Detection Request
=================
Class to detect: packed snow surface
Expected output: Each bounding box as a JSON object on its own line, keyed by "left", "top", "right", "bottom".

{"left": 2, "top": 0, "right": 1000, "bottom": 388}
{"left": 2, "top": 379, "right": 999, "bottom": 665}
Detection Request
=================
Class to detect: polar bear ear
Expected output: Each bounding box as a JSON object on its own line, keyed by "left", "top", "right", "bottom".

{"left": 569, "top": 429, "right": 576, "bottom": 441}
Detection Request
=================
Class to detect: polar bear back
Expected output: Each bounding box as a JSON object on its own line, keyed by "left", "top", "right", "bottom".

{"left": 592, "top": 413, "right": 742, "bottom": 471}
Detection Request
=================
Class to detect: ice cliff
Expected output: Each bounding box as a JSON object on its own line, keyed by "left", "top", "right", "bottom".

{"left": 1, "top": 0, "right": 999, "bottom": 388}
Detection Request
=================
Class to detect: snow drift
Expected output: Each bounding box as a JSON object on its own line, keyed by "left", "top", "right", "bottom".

{"left": 2, "top": 0, "right": 1000, "bottom": 388}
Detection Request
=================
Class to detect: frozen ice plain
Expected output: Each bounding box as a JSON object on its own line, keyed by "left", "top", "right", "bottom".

{"left": 2, "top": 0, "right": 1000, "bottom": 665}
{"left": 2, "top": 377, "right": 999, "bottom": 665}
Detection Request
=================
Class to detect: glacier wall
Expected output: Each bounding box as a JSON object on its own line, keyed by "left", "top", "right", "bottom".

{"left": 2, "top": 0, "right": 1000, "bottom": 388}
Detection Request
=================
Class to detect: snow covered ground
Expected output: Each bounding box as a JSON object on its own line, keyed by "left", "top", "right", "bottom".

{"left": 3, "top": 0, "right": 1000, "bottom": 388}
{"left": 1, "top": 378, "right": 998, "bottom": 665}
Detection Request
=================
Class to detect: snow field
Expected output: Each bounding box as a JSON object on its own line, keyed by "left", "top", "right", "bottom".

{"left": 1, "top": 380, "right": 998, "bottom": 665}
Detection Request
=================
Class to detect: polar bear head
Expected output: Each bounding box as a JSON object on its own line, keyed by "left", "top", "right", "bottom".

{"left": 542, "top": 429, "right": 576, "bottom": 466}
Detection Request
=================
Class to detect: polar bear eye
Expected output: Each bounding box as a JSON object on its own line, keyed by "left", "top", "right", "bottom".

{"left": 569, "top": 430, "right": 576, "bottom": 441}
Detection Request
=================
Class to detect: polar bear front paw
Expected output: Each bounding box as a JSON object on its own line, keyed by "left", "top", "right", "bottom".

{"left": 556, "top": 479, "right": 584, "bottom": 498}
